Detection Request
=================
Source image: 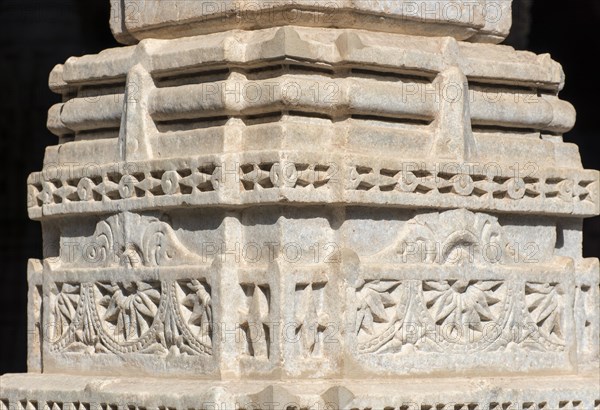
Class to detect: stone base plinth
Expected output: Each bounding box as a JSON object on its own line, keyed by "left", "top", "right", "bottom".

{"left": 2, "top": 373, "right": 599, "bottom": 410}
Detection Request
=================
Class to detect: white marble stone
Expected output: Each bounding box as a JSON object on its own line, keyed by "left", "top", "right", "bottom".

{"left": 1, "top": 0, "right": 598, "bottom": 407}
{"left": 109, "top": 0, "right": 513, "bottom": 45}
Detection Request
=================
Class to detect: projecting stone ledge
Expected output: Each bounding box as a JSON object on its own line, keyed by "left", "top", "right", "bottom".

{"left": 110, "top": 0, "right": 512, "bottom": 45}
{"left": 1, "top": 373, "right": 599, "bottom": 409}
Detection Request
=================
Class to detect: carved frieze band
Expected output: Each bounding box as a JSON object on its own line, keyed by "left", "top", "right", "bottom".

{"left": 40, "top": 209, "right": 579, "bottom": 362}
{"left": 352, "top": 209, "right": 571, "bottom": 355}
{"left": 48, "top": 279, "right": 213, "bottom": 356}
{"left": 353, "top": 279, "right": 567, "bottom": 354}
{"left": 27, "top": 155, "right": 599, "bottom": 219}
{"left": 47, "top": 273, "right": 568, "bottom": 358}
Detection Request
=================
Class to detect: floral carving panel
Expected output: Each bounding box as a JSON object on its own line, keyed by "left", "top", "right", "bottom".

{"left": 348, "top": 209, "right": 575, "bottom": 374}
{"left": 94, "top": 281, "right": 165, "bottom": 351}
{"left": 47, "top": 279, "right": 213, "bottom": 357}
{"left": 421, "top": 280, "right": 506, "bottom": 343}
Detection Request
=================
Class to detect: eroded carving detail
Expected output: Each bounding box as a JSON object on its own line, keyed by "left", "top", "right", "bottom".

{"left": 50, "top": 283, "right": 81, "bottom": 341}
{"left": 422, "top": 280, "right": 505, "bottom": 342}
{"left": 240, "top": 162, "right": 333, "bottom": 190}
{"left": 49, "top": 282, "right": 99, "bottom": 353}
{"left": 10, "top": 1, "right": 598, "bottom": 389}
{"left": 525, "top": 282, "right": 565, "bottom": 347}
{"left": 353, "top": 278, "right": 565, "bottom": 354}
{"left": 29, "top": 163, "right": 217, "bottom": 208}
{"left": 142, "top": 221, "right": 204, "bottom": 266}
{"left": 352, "top": 210, "right": 568, "bottom": 355}
{"left": 48, "top": 280, "right": 213, "bottom": 356}
{"left": 165, "top": 280, "right": 213, "bottom": 355}
{"left": 239, "top": 284, "right": 271, "bottom": 358}
{"left": 376, "top": 209, "right": 514, "bottom": 265}
{"left": 574, "top": 277, "right": 600, "bottom": 361}
{"left": 96, "top": 281, "right": 161, "bottom": 343}
{"left": 294, "top": 282, "right": 329, "bottom": 357}
{"left": 28, "top": 159, "right": 598, "bottom": 218}
{"left": 60, "top": 215, "right": 204, "bottom": 269}
{"left": 347, "top": 166, "right": 597, "bottom": 206}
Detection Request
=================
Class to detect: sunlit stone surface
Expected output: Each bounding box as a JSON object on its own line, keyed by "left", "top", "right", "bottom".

{"left": 1, "top": 0, "right": 599, "bottom": 408}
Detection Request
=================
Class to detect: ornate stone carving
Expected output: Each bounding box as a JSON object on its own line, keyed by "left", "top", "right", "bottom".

{"left": 239, "top": 283, "right": 271, "bottom": 359}
{"left": 422, "top": 280, "right": 505, "bottom": 339}
{"left": 2, "top": 0, "right": 599, "bottom": 406}
{"left": 47, "top": 279, "right": 212, "bottom": 357}
{"left": 28, "top": 158, "right": 598, "bottom": 218}
{"left": 95, "top": 281, "right": 162, "bottom": 344}
{"left": 525, "top": 282, "right": 566, "bottom": 347}
{"left": 293, "top": 282, "right": 329, "bottom": 357}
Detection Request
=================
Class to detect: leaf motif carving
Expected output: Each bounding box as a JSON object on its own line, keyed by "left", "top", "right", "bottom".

{"left": 51, "top": 283, "right": 81, "bottom": 339}
{"left": 96, "top": 281, "right": 161, "bottom": 343}
{"left": 525, "top": 283, "right": 564, "bottom": 345}
{"left": 294, "top": 283, "right": 329, "bottom": 356}
{"left": 239, "top": 284, "right": 270, "bottom": 358}
{"left": 356, "top": 280, "right": 401, "bottom": 336}
{"left": 422, "top": 280, "right": 505, "bottom": 343}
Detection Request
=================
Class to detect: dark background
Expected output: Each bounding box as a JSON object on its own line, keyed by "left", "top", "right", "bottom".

{"left": 0, "top": 0, "right": 598, "bottom": 374}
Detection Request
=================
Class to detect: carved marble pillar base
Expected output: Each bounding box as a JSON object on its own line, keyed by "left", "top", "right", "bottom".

{"left": 1, "top": 0, "right": 599, "bottom": 407}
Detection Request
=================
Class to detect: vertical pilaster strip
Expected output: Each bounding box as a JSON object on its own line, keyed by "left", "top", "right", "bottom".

{"left": 26, "top": 259, "right": 43, "bottom": 373}
{"left": 340, "top": 248, "right": 361, "bottom": 377}
{"left": 433, "top": 38, "right": 476, "bottom": 162}
{"left": 432, "top": 66, "right": 476, "bottom": 162}
{"left": 118, "top": 63, "right": 156, "bottom": 163}
{"left": 575, "top": 258, "right": 600, "bottom": 365}
{"left": 217, "top": 212, "right": 244, "bottom": 378}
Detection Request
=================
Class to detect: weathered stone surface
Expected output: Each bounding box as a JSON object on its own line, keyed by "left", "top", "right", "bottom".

{"left": 13, "top": 206, "right": 596, "bottom": 380}
{"left": 2, "top": 0, "right": 599, "bottom": 406}
{"left": 109, "top": 0, "right": 513, "bottom": 45}
{"left": 2, "top": 373, "right": 599, "bottom": 409}
{"left": 31, "top": 27, "right": 596, "bottom": 222}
